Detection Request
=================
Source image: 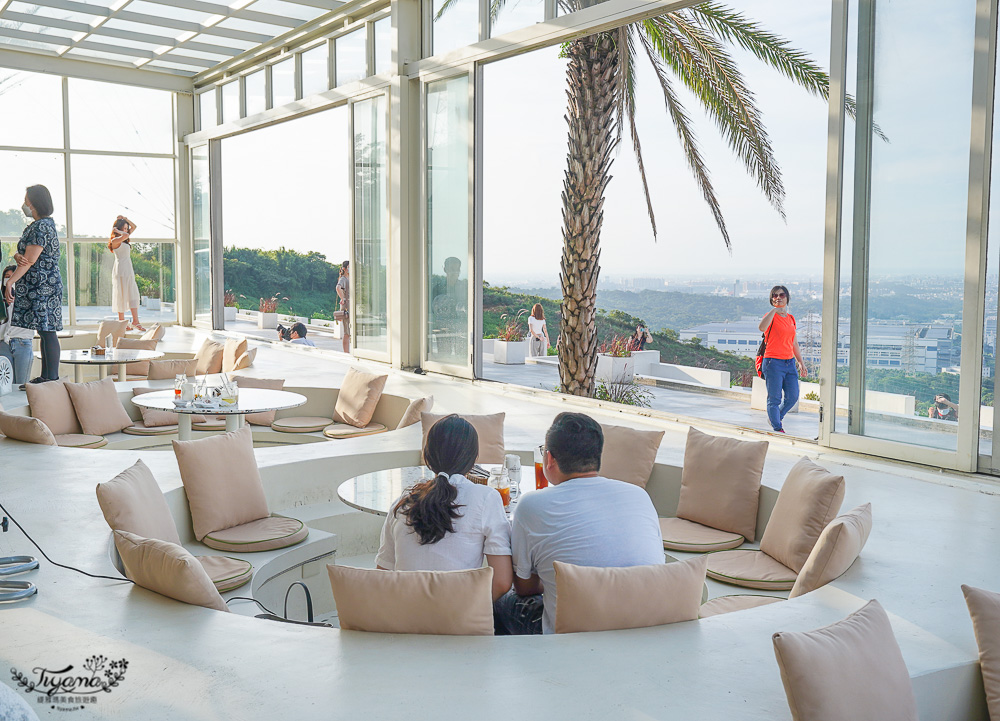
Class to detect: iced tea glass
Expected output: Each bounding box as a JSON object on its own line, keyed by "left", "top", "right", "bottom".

{"left": 534, "top": 445, "right": 548, "bottom": 490}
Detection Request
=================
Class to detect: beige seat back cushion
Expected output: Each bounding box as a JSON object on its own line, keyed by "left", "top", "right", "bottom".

{"left": 113, "top": 530, "right": 229, "bottom": 612}
{"left": 232, "top": 375, "right": 285, "bottom": 425}
{"left": 194, "top": 338, "right": 226, "bottom": 375}
{"left": 554, "top": 556, "right": 706, "bottom": 634}
{"left": 96, "top": 459, "right": 181, "bottom": 545}
{"left": 760, "top": 457, "right": 846, "bottom": 573}
{"left": 599, "top": 423, "right": 664, "bottom": 488}
{"left": 26, "top": 380, "right": 83, "bottom": 435}
{"left": 334, "top": 367, "right": 388, "bottom": 428}
{"left": 147, "top": 358, "right": 198, "bottom": 380}
{"left": 676, "top": 427, "right": 768, "bottom": 541}
{"left": 97, "top": 319, "right": 129, "bottom": 348}
{"left": 420, "top": 412, "right": 505, "bottom": 464}
{"left": 328, "top": 565, "right": 494, "bottom": 635}
{"left": 963, "top": 584, "right": 1000, "bottom": 721}
{"left": 222, "top": 337, "right": 248, "bottom": 374}
{"left": 132, "top": 387, "right": 207, "bottom": 427}
{"left": 65, "top": 377, "right": 135, "bottom": 436}
{"left": 172, "top": 426, "right": 270, "bottom": 541}
{"left": 790, "top": 503, "right": 872, "bottom": 598}
{"left": 0, "top": 411, "right": 57, "bottom": 445}
{"left": 396, "top": 395, "right": 434, "bottom": 429}
{"left": 140, "top": 324, "right": 165, "bottom": 342}
{"left": 116, "top": 337, "right": 158, "bottom": 376}
{"left": 772, "top": 599, "right": 918, "bottom": 721}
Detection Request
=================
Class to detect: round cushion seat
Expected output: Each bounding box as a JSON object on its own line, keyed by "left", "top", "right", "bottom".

{"left": 196, "top": 555, "right": 253, "bottom": 592}
{"left": 699, "top": 594, "right": 783, "bottom": 618}
{"left": 193, "top": 418, "right": 227, "bottom": 431}
{"left": 705, "top": 549, "right": 797, "bottom": 590}
{"left": 322, "top": 422, "right": 387, "bottom": 439}
{"left": 201, "top": 514, "right": 308, "bottom": 553}
{"left": 123, "top": 423, "right": 178, "bottom": 437}
{"left": 54, "top": 434, "right": 108, "bottom": 449}
{"left": 660, "top": 517, "right": 745, "bottom": 553}
{"left": 271, "top": 416, "right": 334, "bottom": 433}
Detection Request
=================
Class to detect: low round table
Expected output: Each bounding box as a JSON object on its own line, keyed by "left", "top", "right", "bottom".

{"left": 131, "top": 387, "right": 307, "bottom": 441}
{"left": 46, "top": 348, "right": 165, "bottom": 383}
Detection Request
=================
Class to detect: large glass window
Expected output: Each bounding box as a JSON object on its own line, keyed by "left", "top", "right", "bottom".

{"left": 245, "top": 70, "right": 266, "bottom": 117}
{"left": 354, "top": 95, "right": 388, "bottom": 354}
{"left": 199, "top": 89, "right": 218, "bottom": 131}
{"left": 272, "top": 56, "right": 296, "bottom": 106}
{"left": 301, "top": 43, "right": 330, "bottom": 97}
{"left": 336, "top": 29, "right": 367, "bottom": 87}
{"left": 431, "top": 0, "right": 479, "bottom": 56}
{"left": 425, "top": 75, "right": 471, "bottom": 367}
{"left": 68, "top": 79, "right": 173, "bottom": 154}
{"left": 0, "top": 69, "right": 63, "bottom": 148}
{"left": 0, "top": 151, "right": 67, "bottom": 237}
{"left": 70, "top": 155, "right": 175, "bottom": 239}
{"left": 222, "top": 80, "right": 240, "bottom": 123}
{"left": 491, "top": 0, "right": 545, "bottom": 37}
{"left": 73, "top": 242, "right": 176, "bottom": 324}
{"left": 374, "top": 17, "right": 391, "bottom": 76}
{"left": 192, "top": 145, "right": 212, "bottom": 322}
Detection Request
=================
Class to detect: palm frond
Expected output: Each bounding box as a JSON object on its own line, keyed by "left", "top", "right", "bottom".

{"left": 433, "top": 0, "right": 462, "bottom": 22}
{"left": 639, "top": 31, "right": 730, "bottom": 249}
{"left": 617, "top": 26, "right": 659, "bottom": 239}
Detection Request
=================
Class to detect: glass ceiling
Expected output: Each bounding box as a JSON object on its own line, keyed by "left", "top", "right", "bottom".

{"left": 0, "top": 0, "right": 341, "bottom": 76}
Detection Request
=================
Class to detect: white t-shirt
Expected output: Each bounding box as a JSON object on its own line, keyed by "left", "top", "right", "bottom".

{"left": 375, "top": 473, "right": 512, "bottom": 571}
{"left": 290, "top": 337, "right": 316, "bottom": 346}
{"left": 528, "top": 316, "right": 546, "bottom": 337}
{"left": 511, "top": 475, "right": 664, "bottom": 634}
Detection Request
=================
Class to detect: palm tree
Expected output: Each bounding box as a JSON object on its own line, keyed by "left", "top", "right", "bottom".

{"left": 554, "top": 3, "right": 844, "bottom": 396}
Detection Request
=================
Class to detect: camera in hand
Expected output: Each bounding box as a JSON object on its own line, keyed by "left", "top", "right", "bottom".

{"left": 276, "top": 323, "right": 292, "bottom": 341}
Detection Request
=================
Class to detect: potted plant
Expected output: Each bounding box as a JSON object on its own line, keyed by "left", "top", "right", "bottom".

{"left": 494, "top": 309, "right": 530, "bottom": 365}
{"left": 146, "top": 287, "right": 161, "bottom": 311}
{"left": 258, "top": 294, "right": 285, "bottom": 329}
{"left": 595, "top": 334, "right": 634, "bottom": 383}
{"left": 223, "top": 290, "right": 241, "bottom": 322}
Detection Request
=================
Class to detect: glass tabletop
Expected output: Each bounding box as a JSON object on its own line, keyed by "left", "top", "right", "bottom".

{"left": 131, "top": 387, "right": 307, "bottom": 415}
{"left": 50, "top": 349, "right": 165, "bottom": 364}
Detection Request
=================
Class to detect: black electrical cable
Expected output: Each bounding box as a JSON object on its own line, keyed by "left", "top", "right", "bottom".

{"left": 226, "top": 596, "right": 277, "bottom": 616}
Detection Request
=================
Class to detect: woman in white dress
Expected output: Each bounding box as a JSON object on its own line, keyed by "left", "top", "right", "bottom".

{"left": 108, "top": 215, "right": 145, "bottom": 331}
{"left": 527, "top": 303, "right": 549, "bottom": 357}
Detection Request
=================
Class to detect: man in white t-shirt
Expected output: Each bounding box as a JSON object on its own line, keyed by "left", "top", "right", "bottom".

{"left": 494, "top": 412, "right": 664, "bottom": 634}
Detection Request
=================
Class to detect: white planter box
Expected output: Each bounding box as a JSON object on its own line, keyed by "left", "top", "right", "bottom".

{"left": 595, "top": 354, "right": 635, "bottom": 383}
{"left": 147, "top": 298, "right": 161, "bottom": 311}
{"left": 224, "top": 306, "right": 237, "bottom": 322}
{"left": 258, "top": 312, "right": 278, "bottom": 329}
{"left": 482, "top": 339, "right": 495, "bottom": 355}
{"left": 494, "top": 339, "right": 528, "bottom": 365}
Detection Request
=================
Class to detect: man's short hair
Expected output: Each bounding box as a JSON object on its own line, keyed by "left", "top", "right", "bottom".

{"left": 291, "top": 322, "right": 307, "bottom": 337}
{"left": 545, "top": 412, "right": 603, "bottom": 475}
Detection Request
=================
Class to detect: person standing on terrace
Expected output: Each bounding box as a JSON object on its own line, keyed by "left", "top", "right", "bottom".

{"left": 336, "top": 260, "right": 350, "bottom": 353}
{"left": 759, "top": 285, "right": 806, "bottom": 434}
{"left": 527, "top": 303, "right": 549, "bottom": 357}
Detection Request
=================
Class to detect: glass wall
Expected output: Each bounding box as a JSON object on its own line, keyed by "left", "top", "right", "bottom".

{"left": 353, "top": 95, "right": 389, "bottom": 354}
{"left": 431, "top": 0, "right": 479, "bottom": 55}
{"left": 245, "top": 70, "right": 267, "bottom": 116}
{"left": 199, "top": 89, "right": 218, "bottom": 131}
{"left": 192, "top": 145, "right": 212, "bottom": 323}
{"left": 301, "top": 43, "right": 330, "bottom": 97}
{"left": 272, "top": 57, "right": 296, "bottom": 106}
{"left": 374, "top": 17, "right": 392, "bottom": 75}
{"left": 336, "top": 29, "right": 367, "bottom": 87}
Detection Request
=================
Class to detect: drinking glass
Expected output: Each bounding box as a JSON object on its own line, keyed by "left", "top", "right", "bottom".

{"left": 534, "top": 445, "right": 548, "bottom": 490}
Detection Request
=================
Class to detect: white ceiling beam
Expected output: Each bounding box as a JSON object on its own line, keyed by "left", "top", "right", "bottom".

{"left": 141, "top": 0, "right": 300, "bottom": 27}
{"left": 277, "top": 0, "right": 344, "bottom": 9}
{"left": 113, "top": 10, "right": 272, "bottom": 43}
{"left": 0, "top": 26, "right": 71, "bottom": 47}
{"left": 0, "top": 45, "right": 194, "bottom": 91}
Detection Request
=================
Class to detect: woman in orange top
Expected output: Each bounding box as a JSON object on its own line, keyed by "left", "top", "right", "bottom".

{"left": 759, "top": 285, "right": 806, "bottom": 433}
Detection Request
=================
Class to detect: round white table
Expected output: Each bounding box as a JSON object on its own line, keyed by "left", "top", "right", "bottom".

{"left": 46, "top": 348, "right": 165, "bottom": 383}
{"left": 131, "top": 387, "right": 307, "bottom": 441}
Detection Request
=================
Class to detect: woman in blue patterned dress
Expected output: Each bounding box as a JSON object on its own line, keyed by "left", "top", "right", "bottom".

{"left": 3, "top": 185, "right": 63, "bottom": 384}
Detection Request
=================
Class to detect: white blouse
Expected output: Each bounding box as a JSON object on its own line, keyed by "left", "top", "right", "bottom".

{"left": 375, "top": 473, "right": 512, "bottom": 571}
{"left": 528, "top": 316, "right": 546, "bottom": 337}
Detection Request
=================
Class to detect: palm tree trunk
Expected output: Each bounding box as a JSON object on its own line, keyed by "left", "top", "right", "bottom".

{"left": 558, "top": 34, "right": 618, "bottom": 396}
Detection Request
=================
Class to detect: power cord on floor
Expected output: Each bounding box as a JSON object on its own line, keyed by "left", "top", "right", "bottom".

{"left": 226, "top": 595, "right": 277, "bottom": 615}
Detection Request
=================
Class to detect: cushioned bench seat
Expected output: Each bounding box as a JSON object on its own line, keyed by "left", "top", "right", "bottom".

{"left": 123, "top": 423, "right": 178, "bottom": 437}
{"left": 699, "top": 594, "right": 782, "bottom": 618}
{"left": 705, "top": 549, "right": 797, "bottom": 590}
{"left": 54, "top": 433, "right": 108, "bottom": 449}
{"left": 196, "top": 555, "right": 253, "bottom": 592}
{"left": 193, "top": 418, "right": 227, "bottom": 431}
{"left": 323, "top": 422, "right": 387, "bottom": 439}
{"left": 271, "top": 416, "right": 334, "bottom": 433}
{"left": 201, "top": 514, "right": 308, "bottom": 553}
{"left": 660, "top": 517, "right": 745, "bottom": 553}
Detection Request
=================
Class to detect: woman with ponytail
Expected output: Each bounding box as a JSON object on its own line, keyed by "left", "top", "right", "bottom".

{"left": 375, "top": 415, "right": 513, "bottom": 600}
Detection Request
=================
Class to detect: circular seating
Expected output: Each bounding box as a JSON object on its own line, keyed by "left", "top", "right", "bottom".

{"left": 193, "top": 418, "right": 227, "bottom": 431}
{"left": 705, "top": 549, "right": 797, "bottom": 590}
{"left": 201, "top": 514, "right": 308, "bottom": 553}
{"left": 54, "top": 434, "right": 108, "bottom": 449}
{"left": 323, "top": 422, "right": 387, "bottom": 439}
{"left": 660, "top": 517, "right": 745, "bottom": 553}
{"left": 271, "top": 416, "right": 334, "bottom": 433}
{"left": 123, "top": 423, "right": 179, "bottom": 436}
{"left": 699, "top": 594, "right": 782, "bottom": 618}
{"left": 196, "top": 555, "right": 253, "bottom": 592}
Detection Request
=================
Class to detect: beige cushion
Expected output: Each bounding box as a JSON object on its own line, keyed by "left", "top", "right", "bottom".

{"left": 193, "top": 418, "right": 228, "bottom": 430}
{"left": 197, "top": 555, "right": 253, "bottom": 592}
{"left": 0, "top": 411, "right": 56, "bottom": 445}
{"left": 677, "top": 427, "right": 768, "bottom": 541}
{"left": 699, "top": 594, "right": 782, "bottom": 619}
{"left": 271, "top": 416, "right": 334, "bottom": 433}
{"left": 222, "top": 337, "right": 248, "bottom": 373}
{"left": 54, "top": 433, "right": 108, "bottom": 448}
{"left": 232, "top": 352, "right": 252, "bottom": 371}
{"left": 659, "top": 517, "right": 744, "bottom": 553}
{"left": 96, "top": 459, "right": 181, "bottom": 544}
{"left": 116, "top": 337, "right": 158, "bottom": 376}
{"left": 334, "top": 367, "right": 388, "bottom": 428}
{"left": 790, "top": 503, "right": 872, "bottom": 598}
{"left": 131, "top": 388, "right": 208, "bottom": 428}
{"left": 772, "top": 599, "right": 918, "bottom": 721}
{"left": 599, "top": 423, "right": 664, "bottom": 488}
{"left": 420, "top": 412, "right": 506, "bottom": 463}
{"left": 760, "top": 458, "right": 846, "bottom": 573}
{"left": 65, "top": 377, "right": 133, "bottom": 436}
{"left": 123, "top": 423, "right": 177, "bottom": 436}
{"left": 172, "top": 426, "right": 269, "bottom": 541}
{"left": 147, "top": 359, "right": 198, "bottom": 381}
{"left": 963, "top": 584, "right": 1000, "bottom": 721}
{"left": 553, "top": 556, "right": 707, "bottom": 634}
{"left": 97, "top": 319, "right": 129, "bottom": 348}
{"left": 201, "top": 514, "right": 308, "bottom": 553}
{"left": 113, "top": 530, "right": 229, "bottom": 612}
{"left": 26, "top": 380, "right": 82, "bottom": 435}
{"left": 328, "top": 565, "right": 494, "bottom": 635}
{"left": 396, "top": 395, "right": 434, "bottom": 429}
{"left": 323, "top": 422, "right": 387, "bottom": 439}
{"left": 194, "top": 338, "right": 226, "bottom": 375}
{"left": 232, "top": 375, "right": 284, "bottom": 425}
{"left": 140, "top": 323, "right": 165, "bottom": 342}
{"left": 705, "top": 549, "right": 797, "bottom": 590}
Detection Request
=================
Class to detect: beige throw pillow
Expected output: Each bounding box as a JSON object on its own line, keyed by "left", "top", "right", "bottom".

{"left": 132, "top": 388, "right": 206, "bottom": 427}
{"left": 26, "top": 380, "right": 83, "bottom": 436}
{"left": 334, "top": 368, "right": 388, "bottom": 428}
{"left": 222, "top": 337, "right": 248, "bottom": 373}
{"left": 760, "top": 457, "right": 846, "bottom": 574}
{"left": 328, "top": 565, "right": 494, "bottom": 635}
{"left": 116, "top": 337, "right": 158, "bottom": 376}
{"left": 65, "top": 377, "right": 134, "bottom": 436}
{"left": 172, "top": 426, "right": 270, "bottom": 541}
{"left": 97, "top": 459, "right": 181, "bottom": 544}
{"left": 599, "top": 423, "right": 664, "bottom": 488}
{"left": 772, "top": 599, "right": 918, "bottom": 721}
{"left": 194, "top": 338, "right": 226, "bottom": 376}
{"left": 140, "top": 324, "right": 165, "bottom": 342}
{"left": 396, "top": 395, "right": 434, "bottom": 429}
{"left": 420, "top": 412, "right": 506, "bottom": 464}
{"left": 0, "top": 411, "right": 57, "bottom": 445}
{"left": 963, "top": 584, "right": 1000, "bottom": 721}
{"left": 553, "top": 556, "right": 706, "bottom": 633}
{"left": 147, "top": 358, "right": 198, "bottom": 381}
{"left": 790, "top": 503, "right": 872, "bottom": 598}
{"left": 232, "top": 375, "right": 285, "bottom": 425}
{"left": 97, "top": 319, "right": 129, "bottom": 348}
{"left": 676, "top": 427, "right": 768, "bottom": 541}
{"left": 113, "top": 530, "right": 229, "bottom": 612}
